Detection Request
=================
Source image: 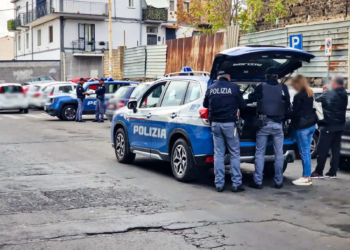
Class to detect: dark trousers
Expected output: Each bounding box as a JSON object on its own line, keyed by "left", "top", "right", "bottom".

{"left": 315, "top": 131, "right": 342, "bottom": 175}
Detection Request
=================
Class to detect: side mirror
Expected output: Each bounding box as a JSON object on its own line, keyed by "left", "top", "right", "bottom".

{"left": 127, "top": 100, "right": 137, "bottom": 113}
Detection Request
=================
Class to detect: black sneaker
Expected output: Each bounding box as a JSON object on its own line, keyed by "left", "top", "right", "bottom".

{"left": 78, "top": 120, "right": 86, "bottom": 123}
{"left": 232, "top": 185, "right": 245, "bottom": 193}
{"left": 325, "top": 172, "right": 337, "bottom": 179}
{"left": 92, "top": 120, "right": 99, "bottom": 122}
{"left": 216, "top": 186, "right": 224, "bottom": 192}
{"left": 274, "top": 183, "right": 283, "bottom": 189}
{"left": 98, "top": 120, "right": 104, "bottom": 123}
{"left": 311, "top": 171, "right": 324, "bottom": 179}
{"left": 249, "top": 182, "right": 263, "bottom": 189}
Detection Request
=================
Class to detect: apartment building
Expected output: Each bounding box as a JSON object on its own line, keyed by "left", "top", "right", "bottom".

{"left": 8, "top": 0, "right": 191, "bottom": 79}
{"left": 0, "top": 36, "right": 14, "bottom": 60}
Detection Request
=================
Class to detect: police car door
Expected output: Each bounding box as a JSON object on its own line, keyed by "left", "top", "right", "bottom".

{"left": 150, "top": 80, "right": 189, "bottom": 155}
{"left": 127, "top": 82, "right": 167, "bottom": 155}
{"left": 84, "top": 83, "right": 98, "bottom": 112}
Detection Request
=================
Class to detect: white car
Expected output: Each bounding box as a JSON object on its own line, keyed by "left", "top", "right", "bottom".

{"left": 27, "top": 82, "right": 74, "bottom": 109}
{"left": 0, "top": 83, "right": 29, "bottom": 113}
{"left": 40, "top": 83, "right": 77, "bottom": 105}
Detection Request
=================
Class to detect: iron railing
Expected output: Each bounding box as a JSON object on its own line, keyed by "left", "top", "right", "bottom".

{"left": 142, "top": 7, "right": 167, "bottom": 21}
{"left": 71, "top": 40, "right": 109, "bottom": 53}
{"left": 18, "top": 0, "right": 108, "bottom": 26}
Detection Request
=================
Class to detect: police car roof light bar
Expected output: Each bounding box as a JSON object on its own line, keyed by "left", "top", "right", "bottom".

{"left": 165, "top": 71, "right": 211, "bottom": 77}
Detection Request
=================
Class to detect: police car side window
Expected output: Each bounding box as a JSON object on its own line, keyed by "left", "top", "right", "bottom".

{"left": 161, "top": 81, "right": 188, "bottom": 107}
{"left": 184, "top": 82, "right": 201, "bottom": 104}
{"left": 140, "top": 84, "right": 165, "bottom": 108}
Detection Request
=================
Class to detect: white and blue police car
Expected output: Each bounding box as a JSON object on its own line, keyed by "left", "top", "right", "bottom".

{"left": 111, "top": 46, "right": 315, "bottom": 182}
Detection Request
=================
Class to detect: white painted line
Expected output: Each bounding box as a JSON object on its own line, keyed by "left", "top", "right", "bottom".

{"left": 1, "top": 115, "right": 24, "bottom": 119}
{"left": 25, "top": 114, "right": 42, "bottom": 119}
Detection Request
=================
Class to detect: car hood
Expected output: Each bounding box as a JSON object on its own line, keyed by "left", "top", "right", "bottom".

{"left": 210, "top": 46, "right": 315, "bottom": 82}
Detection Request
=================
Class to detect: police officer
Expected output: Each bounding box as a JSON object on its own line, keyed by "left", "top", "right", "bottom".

{"left": 93, "top": 78, "right": 106, "bottom": 123}
{"left": 248, "top": 68, "right": 291, "bottom": 189}
{"left": 76, "top": 78, "right": 88, "bottom": 122}
{"left": 203, "top": 71, "right": 247, "bottom": 193}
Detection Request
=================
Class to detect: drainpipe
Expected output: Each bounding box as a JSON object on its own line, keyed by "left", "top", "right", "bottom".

{"left": 140, "top": 0, "right": 142, "bottom": 46}
{"left": 60, "top": 16, "right": 65, "bottom": 81}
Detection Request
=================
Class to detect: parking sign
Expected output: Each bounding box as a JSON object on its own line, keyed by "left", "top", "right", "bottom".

{"left": 325, "top": 38, "right": 332, "bottom": 56}
{"left": 289, "top": 34, "right": 303, "bottom": 50}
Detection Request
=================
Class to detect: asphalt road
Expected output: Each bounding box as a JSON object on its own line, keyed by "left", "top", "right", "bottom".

{"left": 0, "top": 110, "right": 349, "bottom": 250}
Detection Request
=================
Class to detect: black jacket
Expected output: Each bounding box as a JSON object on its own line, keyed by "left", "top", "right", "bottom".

{"left": 203, "top": 79, "right": 246, "bottom": 123}
{"left": 76, "top": 83, "right": 85, "bottom": 100}
{"left": 316, "top": 87, "right": 348, "bottom": 133}
{"left": 248, "top": 79, "right": 291, "bottom": 123}
{"left": 95, "top": 84, "right": 106, "bottom": 101}
{"left": 291, "top": 90, "right": 317, "bottom": 130}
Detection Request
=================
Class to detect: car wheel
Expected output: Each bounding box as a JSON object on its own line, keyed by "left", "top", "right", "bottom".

{"left": 23, "top": 109, "right": 29, "bottom": 114}
{"left": 114, "top": 128, "right": 135, "bottom": 163}
{"left": 171, "top": 138, "right": 199, "bottom": 182}
{"left": 339, "top": 156, "right": 350, "bottom": 170}
{"left": 61, "top": 105, "right": 76, "bottom": 121}
{"left": 310, "top": 133, "right": 318, "bottom": 159}
{"left": 263, "top": 161, "right": 288, "bottom": 178}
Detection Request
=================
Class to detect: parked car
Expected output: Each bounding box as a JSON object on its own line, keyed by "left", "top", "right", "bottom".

{"left": 69, "top": 77, "right": 98, "bottom": 84}
{"left": 40, "top": 83, "right": 77, "bottom": 107}
{"left": 27, "top": 82, "right": 65, "bottom": 109}
{"left": 105, "top": 82, "right": 152, "bottom": 121}
{"left": 0, "top": 83, "right": 29, "bottom": 113}
{"left": 23, "top": 75, "right": 56, "bottom": 85}
{"left": 44, "top": 80, "right": 138, "bottom": 121}
{"left": 340, "top": 121, "right": 350, "bottom": 170}
{"left": 111, "top": 46, "right": 315, "bottom": 181}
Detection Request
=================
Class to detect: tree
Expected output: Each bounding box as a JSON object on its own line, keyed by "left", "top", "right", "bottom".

{"left": 176, "top": 0, "right": 294, "bottom": 34}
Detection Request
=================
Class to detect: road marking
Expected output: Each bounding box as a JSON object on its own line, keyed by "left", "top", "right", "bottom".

{"left": 24, "top": 114, "right": 42, "bottom": 119}
{"left": 1, "top": 115, "right": 24, "bottom": 119}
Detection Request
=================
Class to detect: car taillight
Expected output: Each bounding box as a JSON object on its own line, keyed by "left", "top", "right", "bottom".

{"left": 117, "top": 100, "right": 125, "bottom": 109}
{"left": 49, "top": 92, "right": 53, "bottom": 96}
{"left": 20, "top": 86, "right": 26, "bottom": 97}
{"left": 205, "top": 156, "right": 214, "bottom": 162}
{"left": 33, "top": 93, "right": 41, "bottom": 98}
{"left": 106, "top": 103, "right": 110, "bottom": 109}
{"left": 0, "top": 87, "right": 2, "bottom": 93}
{"left": 199, "top": 108, "right": 209, "bottom": 125}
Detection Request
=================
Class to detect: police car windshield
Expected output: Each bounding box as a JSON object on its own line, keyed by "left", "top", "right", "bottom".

{"left": 130, "top": 84, "right": 150, "bottom": 99}
{"left": 114, "top": 86, "right": 131, "bottom": 98}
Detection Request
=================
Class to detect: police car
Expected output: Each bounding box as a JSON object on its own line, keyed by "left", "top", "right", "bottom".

{"left": 111, "top": 46, "right": 315, "bottom": 181}
{"left": 44, "top": 79, "right": 138, "bottom": 121}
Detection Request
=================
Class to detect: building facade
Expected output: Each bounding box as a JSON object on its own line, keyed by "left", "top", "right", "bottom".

{"left": 8, "top": 0, "right": 192, "bottom": 80}
{"left": 0, "top": 36, "right": 14, "bottom": 60}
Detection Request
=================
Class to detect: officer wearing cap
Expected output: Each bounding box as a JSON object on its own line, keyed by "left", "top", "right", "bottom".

{"left": 76, "top": 78, "right": 88, "bottom": 122}
{"left": 93, "top": 78, "right": 106, "bottom": 123}
{"left": 203, "top": 70, "right": 247, "bottom": 193}
{"left": 248, "top": 68, "right": 291, "bottom": 190}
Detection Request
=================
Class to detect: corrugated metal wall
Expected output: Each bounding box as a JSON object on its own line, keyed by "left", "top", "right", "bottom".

{"left": 145, "top": 45, "right": 167, "bottom": 79}
{"left": 239, "top": 20, "right": 350, "bottom": 78}
{"left": 166, "top": 32, "right": 226, "bottom": 74}
{"left": 123, "top": 46, "right": 146, "bottom": 79}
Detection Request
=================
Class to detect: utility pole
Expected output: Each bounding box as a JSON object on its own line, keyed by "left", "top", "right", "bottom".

{"left": 108, "top": 0, "right": 112, "bottom": 78}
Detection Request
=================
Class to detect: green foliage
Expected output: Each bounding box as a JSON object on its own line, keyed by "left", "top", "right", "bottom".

{"left": 143, "top": 7, "right": 168, "bottom": 21}
{"left": 7, "top": 19, "right": 16, "bottom": 31}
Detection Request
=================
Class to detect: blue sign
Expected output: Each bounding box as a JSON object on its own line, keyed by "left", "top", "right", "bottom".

{"left": 289, "top": 34, "right": 303, "bottom": 50}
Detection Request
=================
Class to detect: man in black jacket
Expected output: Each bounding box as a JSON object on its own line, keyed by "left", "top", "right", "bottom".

{"left": 311, "top": 76, "right": 348, "bottom": 179}
{"left": 203, "top": 71, "right": 247, "bottom": 193}
{"left": 76, "top": 78, "right": 88, "bottom": 122}
{"left": 93, "top": 78, "right": 106, "bottom": 123}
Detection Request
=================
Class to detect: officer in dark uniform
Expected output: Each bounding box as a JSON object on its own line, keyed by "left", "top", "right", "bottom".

{"left": 93, "top": 78, "right": 106, "bottom": 123}
{"left": 203, "top": 71, "right": 247, "bottom": 193}
{"left": 248, "top": 68, "right": 291, "bottom": 189}
{"left": 76, "top": 78, "right": 88, "bottom": 122}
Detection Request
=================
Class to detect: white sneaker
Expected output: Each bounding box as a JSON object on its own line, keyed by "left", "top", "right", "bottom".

{"left": 292, "top": 177, "right": 312, "bottom": 186}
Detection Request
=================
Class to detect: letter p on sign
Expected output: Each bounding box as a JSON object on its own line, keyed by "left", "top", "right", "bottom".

{"left": 289, "top": 34, "right": 303, "bottom": 50}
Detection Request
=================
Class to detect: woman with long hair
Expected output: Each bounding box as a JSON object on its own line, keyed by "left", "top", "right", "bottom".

{"left": 291, "top": 75, "right": 317, "bottom": 186}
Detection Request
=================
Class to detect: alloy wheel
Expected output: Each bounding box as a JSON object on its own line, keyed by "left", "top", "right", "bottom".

{"left": 116, "top": 133, "right": 125, "bottom": 159}
{"left": 310, "top": 137, "right": 316, "bottom": 155}
{"left": 65, "top": 107, "right": 76, "bottom": 120}
{"left": 173, "top": 145, "right": 187, "bottom": 176}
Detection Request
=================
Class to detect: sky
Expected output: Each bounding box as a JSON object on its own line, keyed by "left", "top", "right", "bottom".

{"left": 0, "top": 1, "right": 15, "bottom": 38}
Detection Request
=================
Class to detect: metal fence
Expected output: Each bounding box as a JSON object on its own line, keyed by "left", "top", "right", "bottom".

{"left": 124, "top": 46, "right": 146, "bottom": 79}
{"left": 239, "top": 20, "right": 350, "bottom": 78}
{"left": 71, "top": 40, "right": 109, "bottom": 53}
{"left": 145, "top": 45, "right": 167, "bottom": 79}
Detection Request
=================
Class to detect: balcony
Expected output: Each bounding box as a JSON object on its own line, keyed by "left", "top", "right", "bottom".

{"left": 142, "top": 7, "right": 168, "bottom": 23}
{"left": 71, "top": 40, "right": 109, "bottom": 56}
{"left": 18, "top": 0, "right": 108, "bottom": 27}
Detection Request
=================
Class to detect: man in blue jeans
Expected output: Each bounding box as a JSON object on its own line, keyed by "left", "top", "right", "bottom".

{"left": 203, "top": 71, "right": 246, "bottom": 193}
{"left": 76, "top": 78, "right": 88, "bottom": 122}
{"left": 92, "top": 78, "right": 106, "bottom": 123}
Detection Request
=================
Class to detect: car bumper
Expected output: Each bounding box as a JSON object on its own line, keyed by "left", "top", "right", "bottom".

{"left": 44, "top": 105, "right": 59, "bottom": 116}
{"left": 341, "top": 132, "right": 350, "bottom": 157}
{"left": 105, "top": 109, "right": 115, "bottom": 121}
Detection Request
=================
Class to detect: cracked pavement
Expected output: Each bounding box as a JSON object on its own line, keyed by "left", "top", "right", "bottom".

{"left": 0, "top": 111, "right": 349, "bottom": 249}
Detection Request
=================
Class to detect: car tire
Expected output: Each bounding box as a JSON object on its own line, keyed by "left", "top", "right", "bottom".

{"left": 61, "top": 105, "right": 77, "bottom": 121}
{"left": 23, "top": 109, "right": 29, "bottom": 114}
{"left": 310, "top": 133, "right": 318, "bottom": 159}
{"left": 171, "top": 138, "right": 199, "bottom": 182}
{"left": 263, "top": 161, "right": 288, "bottom": 178}
{"left": 114, "top": 128, "right": 135, "bottom": 164}
{"left": 339, "top": 156, "right": 350, "bottom": 171}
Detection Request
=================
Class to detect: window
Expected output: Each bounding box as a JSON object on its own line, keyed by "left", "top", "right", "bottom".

{"left": 161, "top": 81, "right": 188, "bottom": 107}
{"left": 18, "top": 35, "right": 21, "bottom": 50}
{"left": 115, "top": 87, "right": 131, "bottom": 98}
{"left": 0, "top": 86, "right": 22, "bottom": 94}
{"left": 43, "top": 86, "right": 54, "bottom": 94}
{"left": 184, "top": 82, "right": 201, "bottom": 104}
{"left": 183, "top": 2, "right": 190, "bottom": 13}
{"left": 49, "top": 26, "right": 53, "bottom": 43}
{"left": 26, "top": 32, "right": 29, "bottom": 49}
{"left": 128, "top": 0, "right": 134, "bottom": 7}
{"left": 109, "top": 83, "right": 129, "bottom": 94}
{"left": 147, "top": 26, "right": 158, "bottom": 34}
{"left": 130, "top": 84, "right": 150, "bottom": 99}
{"left": 58, "top": 86, "right": 73, "bottom": 93}
{"left": 40, "top": 76, "right": 51, "bottom": 81}
{"left": 37, "top": 29, "right": 41, "bottom": 46}
{"left": 170, "top": 0, "right": 175, "bottom": 11}
{"left": 87, "top": 84, "right": 98, "bottom": 91}
{"left": 147, "top": 35, "right": 157, "bottom": 45}
{"left": 140, "top": 83, "right": 166, "bottom": 108}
